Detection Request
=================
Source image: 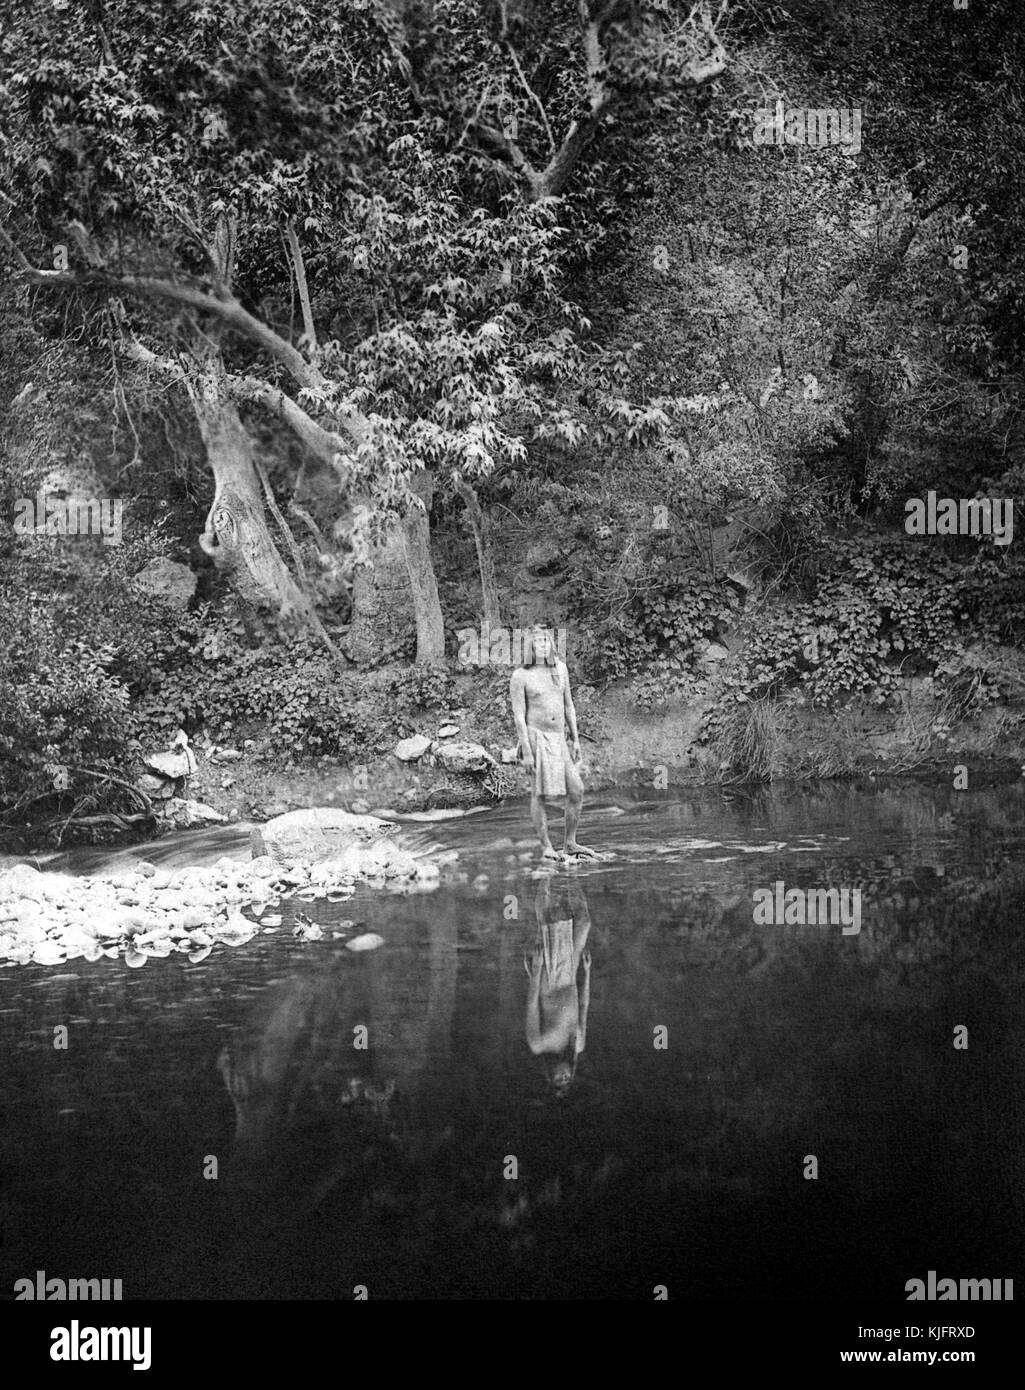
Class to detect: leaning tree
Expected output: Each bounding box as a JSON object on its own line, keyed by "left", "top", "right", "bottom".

{"left": 0, "top": 0, "right": 730, "bottom": 661}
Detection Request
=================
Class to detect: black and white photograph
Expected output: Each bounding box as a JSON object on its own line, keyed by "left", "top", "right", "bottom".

{"left": 0, "top": 0, "right": 1023, "bottom": 1359}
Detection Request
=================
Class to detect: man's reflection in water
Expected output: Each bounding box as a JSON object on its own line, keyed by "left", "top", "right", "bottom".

{"left": 525, "top": 877, "right": 591, "bottom": 1096}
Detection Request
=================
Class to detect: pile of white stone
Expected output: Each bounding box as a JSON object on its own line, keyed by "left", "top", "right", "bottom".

{"left": 0, "top": 842, "right": 443, "bottom": 969}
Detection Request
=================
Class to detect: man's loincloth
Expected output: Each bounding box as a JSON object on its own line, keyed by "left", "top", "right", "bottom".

{"left": 527, "top": 727, "right": 570, "bottom": 798}
{"left": 537, "top": 919, "right": 575, "bottom": 987}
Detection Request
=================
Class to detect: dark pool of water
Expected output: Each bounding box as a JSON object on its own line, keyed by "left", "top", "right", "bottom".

{"left": 1, "top": 781, "right": 1023, "bottom": 1300}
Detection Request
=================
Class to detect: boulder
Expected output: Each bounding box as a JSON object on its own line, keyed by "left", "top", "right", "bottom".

{"left": 32, "top": 941, "right": 66, "bottom": 966}
{"left": 251, "top": 807, "right": 392, "bottom": 864}
{"left": 696, "top": 641, "right": 730, "bottom": 673}
{"left": 144, "top": 747, "right": 197, "bottom": 780}
{"left": 131, "top": 557, "right": 197, "bottom": 610}
{"left": 10, "top": 918, "right": 47, "bottom": 944}
{"left": 435, "top": 741, "right": 497, "bottom": 774}
{"left": 157, "top": 799, "right": 227, "bottom": 830}
{"left": 57, "top": 926, "right": 98, "bottom": 960}
{"left": 393, "top": 735, "right": 432, "bottom": 762}
{"left": 0, "top": 863, "right": 45, "bottom": 899}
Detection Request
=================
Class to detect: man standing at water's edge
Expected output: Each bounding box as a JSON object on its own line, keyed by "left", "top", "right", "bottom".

{"left": 510, "top": 625, "right": 597, "bottom": 860}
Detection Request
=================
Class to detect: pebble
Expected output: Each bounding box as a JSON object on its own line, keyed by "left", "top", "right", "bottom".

{"left": 32, "top": 941, "right": 66, "bottom": 966}
{"left": 346, "top": 933, "right": 385, "bottom": 952}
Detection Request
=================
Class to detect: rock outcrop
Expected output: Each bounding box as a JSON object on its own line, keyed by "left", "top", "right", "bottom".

{"left": 250, "top": 807, "right": 393, "bottom": 863}
{"left": 131, "top": 557, "right": 198, "bottom": 610}
{"left": 434, "top": 741, "right": 497, "bottom": 774}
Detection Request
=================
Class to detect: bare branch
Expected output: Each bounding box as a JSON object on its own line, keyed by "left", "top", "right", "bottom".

{"left": 210, "top": 210, "right": 238, "bottom": 290}
{"left": 579, "top": 0, "right": 607, "bottom": 109}
{"left": 3, "top": 239, "right": 372, "bottom": 446}
{"left": 289, "top": 501, "right": 330, "bottom": 554}
{"left": 456, "top": 75, "right": 496, "bottom": 149}
{"left": 285, "top": 218, "right": 318, "bottom": 352}
{"left": 505, "top": 41, "right": 557, "bottom": 156}
{"left": 0, "top": 224, "right": 35, "bottom": 272}
{"left": 468, "top": 115, "right": 544, "bottom": 194}
{"left": 525, "top": 3, "right": 617, "bottom": 200}
{"left": 14, "top": 259, "right": 318, "bottom": 383}
{"left": 255, "top": 455, "right": 311, "bottom": 590}
{"left": 229, "top": 375, "right": 353, "bottom": 484}
{"left": 120, "top": 329, "right": 187, "bottom": 382}
{"left": 529, "top": 0, "right": 726, "bottom": 201}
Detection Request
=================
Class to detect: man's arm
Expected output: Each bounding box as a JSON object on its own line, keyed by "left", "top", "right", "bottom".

{"left": 510, "top": 669, "right": 533, "bottom": 766}
{"left": 562, "top": 663, "right": 580, "bottom": 757}
{"left": 525, "top": 978, "right": 545, "bottom": 1053}
{"left": 576, "top": 961, "right": 591, "bottom": 1056}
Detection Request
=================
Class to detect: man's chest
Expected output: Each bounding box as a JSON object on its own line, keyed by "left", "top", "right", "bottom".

{"left": 522, "top": 672, "right": 562, "bottom": 708}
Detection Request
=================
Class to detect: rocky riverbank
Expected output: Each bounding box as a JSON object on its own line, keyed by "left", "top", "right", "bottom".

{"left": 0, "top": 810, "right": 448, "bottom": 968}
{"left": 167, "top": 683, "right": 1025, "bottom": 827}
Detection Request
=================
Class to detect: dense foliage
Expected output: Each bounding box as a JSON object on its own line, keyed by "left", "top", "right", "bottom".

{"left": 2, "top": 0, "right": 1024, "bottom": 835}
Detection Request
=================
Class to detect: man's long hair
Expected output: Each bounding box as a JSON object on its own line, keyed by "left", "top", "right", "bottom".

{"left": 525, "top": 625, "right": 563, "bottom": 688}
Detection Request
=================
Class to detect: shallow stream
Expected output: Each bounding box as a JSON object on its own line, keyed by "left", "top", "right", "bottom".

{"left": 1, "top": 781, "right": 1022, "bottom": 1299}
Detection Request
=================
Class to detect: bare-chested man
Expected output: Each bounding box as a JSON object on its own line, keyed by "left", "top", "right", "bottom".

{"left": 509, "top": 625, "right": 597, "bottom": 860}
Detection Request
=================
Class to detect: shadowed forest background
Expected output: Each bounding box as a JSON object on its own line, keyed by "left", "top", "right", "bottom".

{"left": 3, "top": 0, "right": 1025, "bottom": 844}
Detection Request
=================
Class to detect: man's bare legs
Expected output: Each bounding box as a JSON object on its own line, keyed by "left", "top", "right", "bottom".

{"left": 531, "top": 793, "right": 560, "bottom": 859}
{"left": 563, "top": 762, "right": 598, "bottom": 858}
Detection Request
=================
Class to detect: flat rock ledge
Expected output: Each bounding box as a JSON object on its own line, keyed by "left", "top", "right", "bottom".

{"left": 0, "top": 836, "right": 448, "bottom": 969}
{"left": 250, "top": 807, "right": 393, "bottom": 863}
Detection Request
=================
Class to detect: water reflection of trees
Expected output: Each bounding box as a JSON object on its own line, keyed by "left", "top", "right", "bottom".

{"left": 217, "top": 913, "right": 458, "bottom": 1224}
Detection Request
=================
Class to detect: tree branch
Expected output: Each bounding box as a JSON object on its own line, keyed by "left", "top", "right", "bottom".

{"left": 467, "top": 116, "right": 544, "bottom": 192}
{"left": 285, "top": 218, "right": 318, "bottom": 352}
{"left": 254, "top": 455, "right": 311, "bottom": 590}
{"left": 505, "top": 40, "right": 557, "bottom": 156}
{"left": 527, "top": 0, "right": 726, "bottom": 201}
{"left": 229, "top": 375, "right": 353, "bottom": 484}
{"left": 2, "top": 231, "right": 372, "bottom": 446}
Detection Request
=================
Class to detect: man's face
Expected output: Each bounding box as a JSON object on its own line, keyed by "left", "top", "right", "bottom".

{"left": 531, "top": 627, "right": 553, "bottom": 661}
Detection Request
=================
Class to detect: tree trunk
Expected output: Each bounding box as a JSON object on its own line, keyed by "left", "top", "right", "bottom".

{"left": 402, "top": 471, "right": 446, "bottom": 664}
{"left": 192, "top": 380, "right": 317, "bottom": 636}
{"left": 345, "top": 522, "right": 414, "bottom": 665}
{"left": 345, "top": 471, "right": 445, "bottom": 666}
{"left": 453, "top": 477, "right": 502, "bottom": 630}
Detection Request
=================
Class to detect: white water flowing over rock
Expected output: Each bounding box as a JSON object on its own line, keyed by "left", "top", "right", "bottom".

{"left": 250, "top": 807, "right": 392, "bottom": 863}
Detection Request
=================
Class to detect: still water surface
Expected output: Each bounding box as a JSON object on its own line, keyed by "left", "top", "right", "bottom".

{"left": 1, "top": 781, "right": 1023, "bottom": 1300}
